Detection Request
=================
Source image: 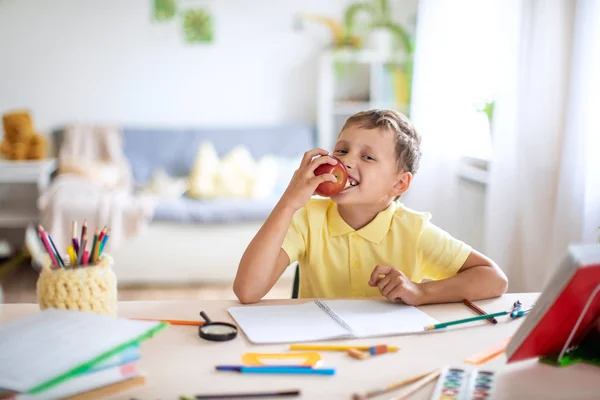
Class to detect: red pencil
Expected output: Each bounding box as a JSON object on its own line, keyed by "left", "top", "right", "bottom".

{"left": 37, "top": 226, "right": 58, "bottom": 267}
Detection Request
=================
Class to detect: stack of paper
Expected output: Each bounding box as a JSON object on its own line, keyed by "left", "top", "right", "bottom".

{"left": 0, "top": 308, "right": 167, "bottom": 399}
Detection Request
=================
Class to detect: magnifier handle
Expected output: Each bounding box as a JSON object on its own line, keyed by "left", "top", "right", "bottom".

{"left": 200, "top": 311, "right": 212, "bottom": 324}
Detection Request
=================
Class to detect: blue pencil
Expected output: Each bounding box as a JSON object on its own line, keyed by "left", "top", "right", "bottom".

{"left": 216, "top": 366, "right": 335, "bottom": 375}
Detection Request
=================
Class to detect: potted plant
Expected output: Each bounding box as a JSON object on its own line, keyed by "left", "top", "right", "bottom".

{"left": 343, "top": 0, "right": 413, "bottom": 56}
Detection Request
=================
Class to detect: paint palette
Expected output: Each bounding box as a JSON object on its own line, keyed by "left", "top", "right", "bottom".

{"left": 430, "top": 366, "right": 496, "bottom": 400}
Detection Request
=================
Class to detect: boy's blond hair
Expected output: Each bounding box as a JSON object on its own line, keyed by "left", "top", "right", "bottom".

{"left": 339, "top": 109, "right": 422, "bottom": 175}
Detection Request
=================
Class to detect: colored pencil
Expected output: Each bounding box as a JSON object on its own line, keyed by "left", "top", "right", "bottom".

{"left": 98, "top": 226, "right": 107, "bottom": 243}
{"left": 82, "top": 250, "right": 90, "bottom": 265}
{"left": 217, "top": 366, "right": 335, "bottom": 375}
{"left": 194, "top": 390, "right": 300, "bottom": 399}
{"left": 100, "top": 229, "right": 110, "bottom": 255}
{"left": 77, "top": 233, "right": 87, "bottom": 265}
{"left": 352, "top": 369, "right": 439, "bottom": 400}
{"left": 289, "top": 344, "right": 399, "bottom": 352}
{"left": 71, "top": 221, "right": 79, "bottom": 254}
{"left": 132, "top": 318, "right": 205, "bottom": 326}
{"left": 90, "top": 230, "right": 99, "bottom": 264}
{"left": 424, "top": 311, "right": 509, "bottom": 331}
{"left": 45, "top": 231, "right": 65, "bottom": 268}
{"left": 390, "top": 370, "right": 441, "bottom": 400}
{"left": 77, "top": 220, "right": 87, "bottom": 263}
{"left": 37, "top": 227, "right": 58, "bottom": 267}
{"left": 67, "top": 246, "right": 77, "bottom": 266}
{"left": 463, "top": 299, "right": 498, "bottom": 324}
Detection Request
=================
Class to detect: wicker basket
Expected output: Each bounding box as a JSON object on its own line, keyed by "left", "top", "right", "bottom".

{"left": 36, "top": 254, "right": 117, "bottom": 316}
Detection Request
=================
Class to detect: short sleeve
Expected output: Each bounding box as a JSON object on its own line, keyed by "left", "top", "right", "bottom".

{"left": 281, "top": 206, "right": 308, "bottom": 264}
{"left": 417, "top": 220, "right": 472, "bottom": 281}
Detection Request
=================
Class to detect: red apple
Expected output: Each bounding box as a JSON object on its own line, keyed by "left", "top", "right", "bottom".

{"left": 314, "top": 156, "right": 348, "bottom": 197}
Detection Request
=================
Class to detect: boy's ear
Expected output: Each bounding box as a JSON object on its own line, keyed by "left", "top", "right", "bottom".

{"left": 390, "top": 171, "right": 412, "bottom": 197}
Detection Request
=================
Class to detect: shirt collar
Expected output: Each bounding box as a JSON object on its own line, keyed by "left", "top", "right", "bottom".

{"left": 327, "top": 201, "right": 396, "bottom": 244}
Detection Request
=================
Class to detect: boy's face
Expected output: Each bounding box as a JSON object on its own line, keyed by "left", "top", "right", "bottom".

{"left": 330, "top": 125, "right": 410, "bottom": 206}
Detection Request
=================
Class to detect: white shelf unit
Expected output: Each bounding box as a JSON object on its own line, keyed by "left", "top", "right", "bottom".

{"left": 317, "top": 49, "right": 411, "bottom": 152}
{"left": 0, "top": 159, "right": 56, "bottom": 228}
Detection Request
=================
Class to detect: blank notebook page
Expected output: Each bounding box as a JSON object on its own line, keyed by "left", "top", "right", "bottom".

{"left": 228, "top": 302, "right": 350, "bottom": 344}
{"left": 322, "top": 299, "right": 438, "bottom": 337}
{"left": 0, "top": 308, "right": 161, "bottom": 393}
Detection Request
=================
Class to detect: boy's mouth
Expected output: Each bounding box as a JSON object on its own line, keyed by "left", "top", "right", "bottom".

{"left": 343, "top": 176, "right": 360, "bottom": 190}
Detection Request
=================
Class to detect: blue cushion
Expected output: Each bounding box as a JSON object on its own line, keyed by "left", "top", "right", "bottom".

{"left": 153, "top": 195, "right": 279, "bottom": 223}
{"left": 122, "top": 125, "right": 315, "bottom": 185}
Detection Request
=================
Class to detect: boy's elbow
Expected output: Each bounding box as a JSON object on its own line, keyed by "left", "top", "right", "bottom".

{"left": 233, "top": 282, "right": 262, "bottom": 305}
{"left": 493, "top": 266, "right": 509, "bottom": 296}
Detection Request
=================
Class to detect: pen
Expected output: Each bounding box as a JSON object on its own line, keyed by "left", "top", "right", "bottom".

{"left": 463, "top": 299, "right": 498, "bottom": 324}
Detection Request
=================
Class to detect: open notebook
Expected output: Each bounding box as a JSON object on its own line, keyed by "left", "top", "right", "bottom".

{"left": 228, "top": 299, "right": 438, "bottom": 344}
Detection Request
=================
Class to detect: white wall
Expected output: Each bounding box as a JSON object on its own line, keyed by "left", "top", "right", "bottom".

{"left": 0, "top": 0, "right": 418, "bottom": 132}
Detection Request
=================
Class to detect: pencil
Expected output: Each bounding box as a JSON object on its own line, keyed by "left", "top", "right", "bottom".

{"left": 194, "top": 390, "right": 300, "bottom": 399}
{"left": 289, "top": 344, "right": 399, "bottom": 352}
{"left": 67, "top": 246, "right": 77, "bottom": 266}
{"left": 44, "top": 229, "right": 65, "bottom": 268}
{"left": 132, "top": 318, "right": 205, "bottom": 326}
{"left": 37, "top": 226, "right": 58, "bottom": 267}
{"left": 90, "top": 230, "right": 99, "bottom": 264}
{"left": 424, "top": 311, "right": 509, "bottom": 330}
{"left": 390, "top": 370, "right": 441, "bottom": 400}
{"left": 99, "top": 228, "right": 110, "bottom": 256}
{"left": 352, "top": 369, "right": 438, "bottom": 400}
{"left": 77, "top": 220, "right": 87, "bottom": 263}
{"left": 463, "top": 299, "right": 498, "bottom": 324}
{"left": 71, "top": 221, "right": 79, "bottom": 254}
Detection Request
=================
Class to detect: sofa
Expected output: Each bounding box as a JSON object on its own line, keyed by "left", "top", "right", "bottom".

{"left": 50, "top": 124, "right": 314, "bottom": 286}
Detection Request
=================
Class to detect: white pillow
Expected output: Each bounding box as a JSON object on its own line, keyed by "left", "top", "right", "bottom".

{"left": 141, "top": 169, "right": 188, "bottom": 200}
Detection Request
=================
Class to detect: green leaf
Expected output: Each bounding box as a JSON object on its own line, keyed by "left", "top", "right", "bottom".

{"left": 382, "top": 22, "right": 414, "bottom": 54}
{"left": 344, "top": 2, "right": 374, "bottom": 36}
{"left": 183, "top": 8, "right": 214, "bottom": 44}
{"left": 153, "top": 0, "right": 176, "bottom": 21}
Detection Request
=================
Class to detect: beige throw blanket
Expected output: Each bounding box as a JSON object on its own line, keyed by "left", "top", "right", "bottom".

{"left": 39, "top": 125, "right": 154, "bottom": 253}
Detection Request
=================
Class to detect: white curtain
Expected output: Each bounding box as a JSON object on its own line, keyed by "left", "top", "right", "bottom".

{"left": 484, "top": 0, "right": 600, "bottom": 292}
{"left": 404, "top": 0, "right": 503, "bottom": 233}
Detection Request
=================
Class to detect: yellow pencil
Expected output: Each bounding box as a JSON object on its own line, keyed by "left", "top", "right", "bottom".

{"left": 289, "top": 344, "right": 399, "bottom": 352}
{"left": 66, "top": 245, "right": 77, "bottom": 266}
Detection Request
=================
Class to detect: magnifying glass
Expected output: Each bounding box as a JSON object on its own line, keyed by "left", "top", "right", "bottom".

{"left": 198, "top": 311, "right": 238, "bottom": 342}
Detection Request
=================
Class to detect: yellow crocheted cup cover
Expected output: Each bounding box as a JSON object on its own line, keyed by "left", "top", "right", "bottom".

{"left": 36, "top": 255, "right": 117, "bottom": 316}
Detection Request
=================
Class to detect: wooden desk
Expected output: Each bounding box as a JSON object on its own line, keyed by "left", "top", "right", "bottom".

{"left": 1, "top": 293, "right": 599, "bottom": 399}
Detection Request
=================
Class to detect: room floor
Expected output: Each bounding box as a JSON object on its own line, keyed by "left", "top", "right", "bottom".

{"left": 1, "top": 261, "right": 293, "bottom": 303}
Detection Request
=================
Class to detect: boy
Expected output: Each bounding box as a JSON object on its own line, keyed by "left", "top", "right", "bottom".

{"left": 234, "top": 109, "right": 508, "bottom": 304}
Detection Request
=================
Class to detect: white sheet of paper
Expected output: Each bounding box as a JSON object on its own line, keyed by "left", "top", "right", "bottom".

{"left": 228, "top": 302, "right": 350, "bottom": 344}
{"left": 322, "top": 299, "right": 438, "bottom": 338}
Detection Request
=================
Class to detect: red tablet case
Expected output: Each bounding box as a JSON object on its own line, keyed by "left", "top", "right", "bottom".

{"left": 506, "top": 244, "right": 600, "bottom": 363}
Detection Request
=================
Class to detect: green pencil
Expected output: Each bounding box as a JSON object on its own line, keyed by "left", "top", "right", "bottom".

{"left": 424, "top": 311, "right": 509, "bottom": 330}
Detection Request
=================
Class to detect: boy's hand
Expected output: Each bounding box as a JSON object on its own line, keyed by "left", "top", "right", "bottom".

{"left": 279, "top": 148, "right": 338, "bottom": 211}
{"left": 368, "top": 265, "right": 426, "bottom": 306}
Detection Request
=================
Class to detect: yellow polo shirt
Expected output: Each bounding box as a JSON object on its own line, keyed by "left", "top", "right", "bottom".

{"left": 282, "top": 198, "right": 472, "bottom": 298}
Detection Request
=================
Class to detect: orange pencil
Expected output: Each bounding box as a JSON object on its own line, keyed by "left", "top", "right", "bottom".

{"left": 132, "top": 318, "right": 205, "bottom": 326}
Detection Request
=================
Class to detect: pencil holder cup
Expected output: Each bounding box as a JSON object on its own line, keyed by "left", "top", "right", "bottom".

{"left": 36, "top": 254, "right": 117, "bottom": 316}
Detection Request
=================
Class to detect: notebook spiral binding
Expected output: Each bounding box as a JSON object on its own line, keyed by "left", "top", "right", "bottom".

{"left": 314, "top": 299, "right": 357, "bottom": 337}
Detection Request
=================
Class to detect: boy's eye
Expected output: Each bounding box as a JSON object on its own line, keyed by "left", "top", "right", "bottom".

{"left": 363, "top": 155, "right": 375, "bottom": 161}
{"left": 335, "top": 149, "right": 348, "bottom": 154}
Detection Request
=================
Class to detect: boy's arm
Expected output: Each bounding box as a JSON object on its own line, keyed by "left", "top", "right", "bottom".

{"left": 369, "top": 250, "right": 508, "bottom": 305}
{"left": 233, "top": 203, "right": 295, "bottom": 304}
{"left": 418, "top": 250, "right": 508, "bottom": 303}
{"left": 233, "top": 149, "right": 338, "bottom": 304}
